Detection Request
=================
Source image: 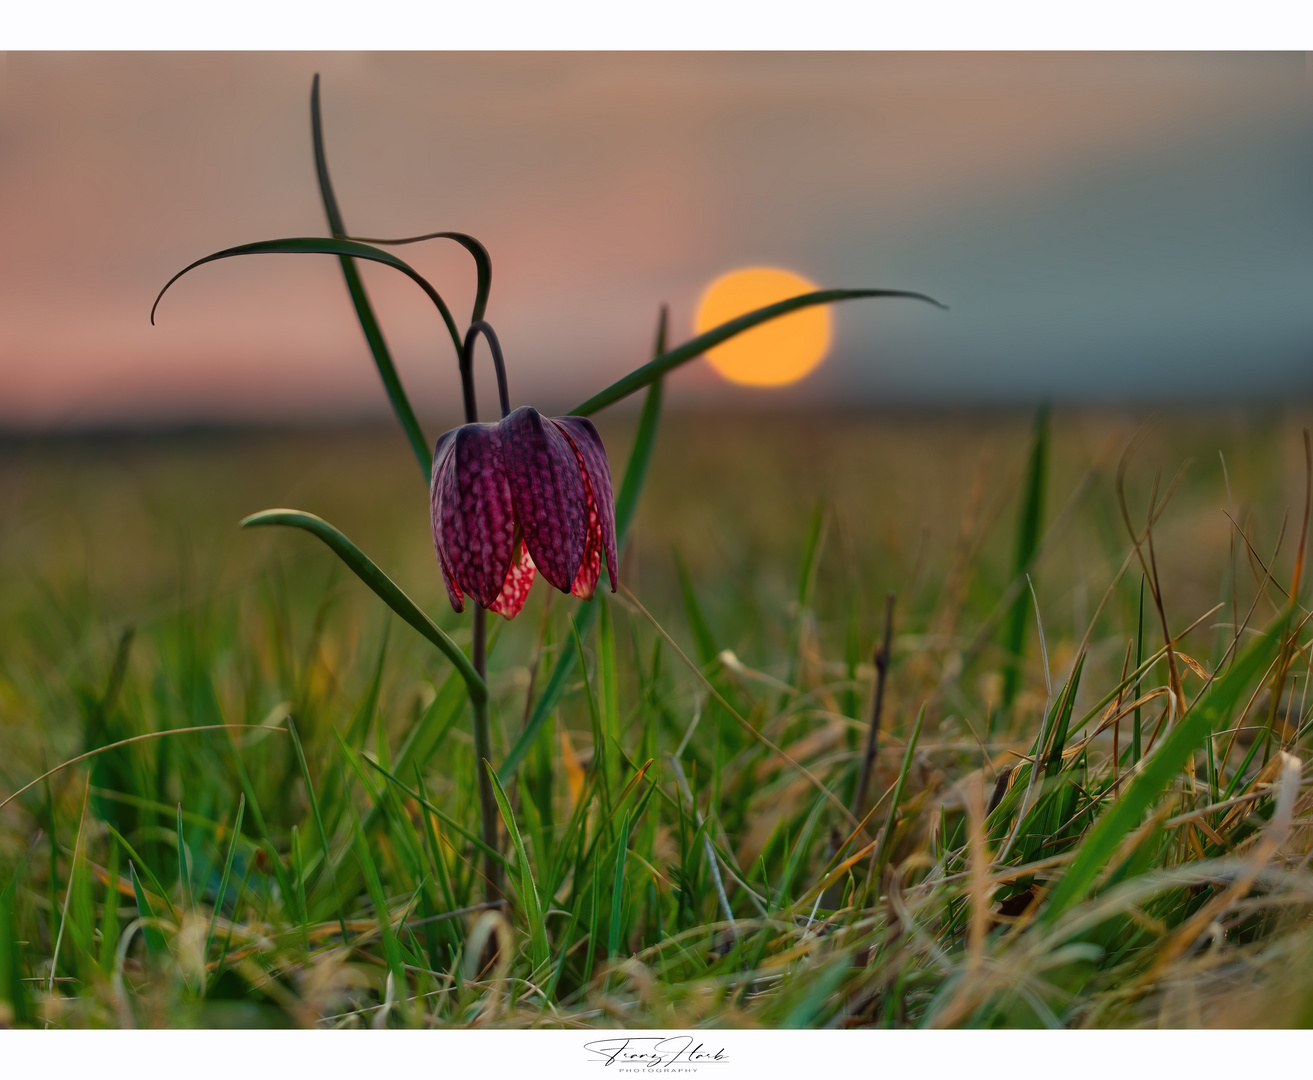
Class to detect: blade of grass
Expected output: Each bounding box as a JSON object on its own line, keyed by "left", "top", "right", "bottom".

{"left": 608, "top": 808, "right": 632, "bottom": 962}
{"left": 574, "top": 760, "right": 655, "bottom": 884}
{"left": 222, "top": 727, "right": 295, "bottom": 909}
{"left": 872, "top": 702, "right": 928, "bottom": 881}
{"left": 176, "top": 803, "right": 191, "bottom": 910}
{"left": 543, "top": 895, "right": 584, "bottom": 1005}
{"left": 544, "top": 761, "right": 604, "bottom": 903}
{"left": 48, "top": 776, "right": 91, "bottom": 1011}
{"left": 347, "top": 804, "right": 406, "bottom": 976}
{"left": 129, "top": 861, "right": 167, "bottom": 958}
{"left": 104, "top": 824, "right": 177, "bottom": 924}
{"left": 582, "top": 855, "right": 602, "bottom": 988}
{"left": 780, "top": 958, "right": 849, "bottom": 1028}
{"left": 1044, "top": 606, "right": 1293, "bottom": 922}
{"left": 777, "top": 792, "right": 827, "bottom": 912}
{"left": 1044, "top": 654, "right": 1087, "bottom": 779}
{"left": 669, "top": 755, "right": 735, "bottom": 935}
{"left": 1001, "top": 403, "right": 1050, "bottom": 712}
{"left": 485, "top": 763, "right": 549, "bottom": 972}
{"left": 0, "top": 834, "right": 38, "bottom": 1024}
{"left": 358, "top": 753, "right": 513, "bottom": 873}
{"left": 218, "top": 860, "right": 256, "bottom": 974}
{"left": 286, "top": 718, "right": 348, "bottom": 944}
{"left": 292, "top": 825, "right": 308, "bottom": 949}
{"left": 415, "top": 767, "right": 457, "bottom": 913}
{"left": 203, "top": 794, "right": 245, "bottom": 980}
{"left": 97, "top": 839, "right": 120, "bottom": 977}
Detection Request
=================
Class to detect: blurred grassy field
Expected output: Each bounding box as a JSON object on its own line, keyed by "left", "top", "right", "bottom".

{"left": 3, "top": 405, "right": 1313, "bottom": 1028}
{"left": 3, "top": 407, "right": 1302, "bottom": 743}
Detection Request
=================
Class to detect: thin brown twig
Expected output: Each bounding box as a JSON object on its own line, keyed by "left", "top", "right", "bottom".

{"left": 1115, "top": 425, "right": 1191, "bottom": 728}
{"left": 852, "top": 592, "right": 895, "bottom": 817}
{"left": 1213, "top": 533, "right": 1304, "bottom": 779}
{"left": 1291, "top": 430, "right": 1312, "bottom": 602}
{"left": 1224, "top": 510, "right": 1292, "bottom": 604}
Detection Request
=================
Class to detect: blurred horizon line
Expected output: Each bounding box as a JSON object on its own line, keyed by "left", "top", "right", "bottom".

{"left": 3, "top": 396, "right": 1311, "bottom": 445}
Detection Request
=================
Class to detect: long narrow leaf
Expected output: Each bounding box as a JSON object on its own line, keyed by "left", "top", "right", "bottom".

{"left": 240, "top": 509, "right": 484, "bottom": 702}
{"left": 570, "top": 288, "right": 945, "bottom": 417}
{"left": 150, "top": 237, "right": 463, "bottom": 361}
{"left": 312, "top": 76, "right": 430, "bottom": 481}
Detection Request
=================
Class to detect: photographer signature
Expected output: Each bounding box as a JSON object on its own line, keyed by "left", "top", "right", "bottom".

{"left": 583, "top": 1036, "right": 730, "bottom": 1070}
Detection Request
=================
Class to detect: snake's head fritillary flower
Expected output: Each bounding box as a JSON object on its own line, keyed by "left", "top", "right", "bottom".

{"left": 430, "top": 406, "right": 618, "bottom": 618}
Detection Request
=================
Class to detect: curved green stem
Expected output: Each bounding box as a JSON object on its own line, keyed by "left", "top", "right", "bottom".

{"left": 471, "top": 607, "right": 502, "bottom": 902}
{"left": 240, "top": 509, "right": 485, "bottom": 703}
{"left": 348, "top": 230, "right": 493, "bottom": 324}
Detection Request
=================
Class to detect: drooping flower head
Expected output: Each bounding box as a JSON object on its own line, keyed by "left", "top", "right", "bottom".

{"left": 430, "top": 405, "right": 618, "bottom": 619}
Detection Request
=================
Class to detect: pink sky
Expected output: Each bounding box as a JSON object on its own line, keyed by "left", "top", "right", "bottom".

{"left": 2, "top": 52, "right": 1309, "bottom": 428}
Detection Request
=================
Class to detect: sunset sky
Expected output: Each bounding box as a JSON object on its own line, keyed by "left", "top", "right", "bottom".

{"left": 2, "top": 52, "right": 1311, "bottom": 429}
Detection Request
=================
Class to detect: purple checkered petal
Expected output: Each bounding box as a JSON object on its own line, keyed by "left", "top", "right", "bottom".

{"left": 550, "top": 416, "right": 618, "bottom": 593}
{"left": 430, "top": 422, "right": 517, "bottom": 610}
{"left": 500, "top": 406, "right": 588, "bottom": 593}
{"left": 429, "top": 430, "right": 465, "bottom": 612}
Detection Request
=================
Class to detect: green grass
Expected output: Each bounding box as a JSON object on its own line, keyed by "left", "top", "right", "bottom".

{"left": 2, "top": 406, "right": 1313, "bottom": 1028}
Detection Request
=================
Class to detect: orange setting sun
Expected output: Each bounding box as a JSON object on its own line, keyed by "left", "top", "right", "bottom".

{"left": 694, "top": 267, "right": 832, "bottom": 387}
